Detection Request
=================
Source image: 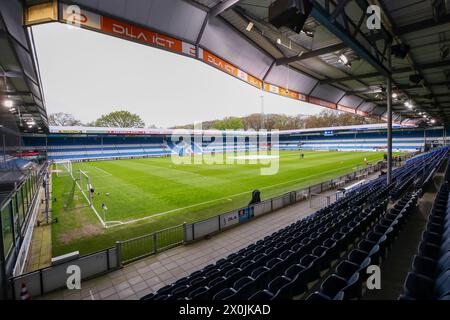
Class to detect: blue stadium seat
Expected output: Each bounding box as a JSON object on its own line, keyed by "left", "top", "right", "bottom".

{"left": 268, "top": 276, "right": 292, "bottom": 300}
{"left": 213, "top": 288, "right": 237, "bottom": 300}
{"left": 249, "top": 290, "right": 274, "bottom": 300}
{"left": 188, "top": 286, "right": 209, "bottom": 300}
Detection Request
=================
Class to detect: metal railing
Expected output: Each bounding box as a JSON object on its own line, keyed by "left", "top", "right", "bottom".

{"left": 310, "top": 193, "right": 341, "bottom": 209}
{"left": 1, "top": 161, "right": 50, "bottom": 299}
{"left": 9, "top": 246, "right": 120, "bottom": 299}
{"left": 118, "top": 224, "right": 184, "bottom": 264}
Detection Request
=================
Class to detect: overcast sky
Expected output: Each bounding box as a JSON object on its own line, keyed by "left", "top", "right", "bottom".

{"left": 32, "top": 23, "right": 327, "bottom": 128}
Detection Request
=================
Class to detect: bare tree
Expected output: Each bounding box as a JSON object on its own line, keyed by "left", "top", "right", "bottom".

{"left": 171, "top": 110, "right": 379, "bottom": 131}
{"left": 48, "top": 113, "right": 82, "bottom": 126}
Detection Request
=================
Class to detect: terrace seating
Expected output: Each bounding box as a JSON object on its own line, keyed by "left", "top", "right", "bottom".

{"left": 307, "top": 189, "right": 421, "bottom": 300}
{"left": 22, "top": 136, "right": 172, "bottom": 161}
{"left": 400, "top": 167, "right": 450, "bottom": 300}
{"left": 278, "top": 128, "right": 445, "bottom": 152}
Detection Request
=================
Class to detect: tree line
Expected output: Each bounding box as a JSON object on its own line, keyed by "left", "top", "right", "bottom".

{"left": 49, "top": 110, "right": 146, "bottom": 128}
{"left": 49, "top": 109, "right": 380, "bottom": 130}
{"left": 172, "top": 110, "right": 380, "bottom": 130}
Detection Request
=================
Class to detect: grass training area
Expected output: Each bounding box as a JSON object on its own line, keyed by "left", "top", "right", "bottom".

{"left": 51, "top": 150, "right": 386, "bottom": 256}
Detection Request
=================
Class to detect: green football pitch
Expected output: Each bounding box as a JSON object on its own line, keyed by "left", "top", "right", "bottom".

{"left": 51, "top": 150, "right": 385, "bottom": 256}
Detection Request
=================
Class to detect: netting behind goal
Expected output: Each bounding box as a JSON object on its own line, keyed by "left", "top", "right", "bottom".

{"left": 54, "top": 160, "right": 73, "bottom": 177}
{"left": 78, "top": 169, "right": 93, "bottom": 204}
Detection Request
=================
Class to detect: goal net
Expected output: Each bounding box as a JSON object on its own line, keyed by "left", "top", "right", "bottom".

{"left": 54, "top": 160, "right": 73, "bottom": 177}
{"left": 60, "top": 168, "right": 93, "bottom": 209}
{"left": 78, "top": 169, "right": 93, "bottom": 205}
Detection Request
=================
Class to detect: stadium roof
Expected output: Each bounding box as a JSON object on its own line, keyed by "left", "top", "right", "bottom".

{"left": 1, "top": 1, "right": 450, "bottom": 132}
{"left": 0, "top": 1, "right": 47, "bottom": 132}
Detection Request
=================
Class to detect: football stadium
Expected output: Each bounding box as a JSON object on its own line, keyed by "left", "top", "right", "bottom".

{"left": 1, "top": 0, "right": 450, "bottom": 306}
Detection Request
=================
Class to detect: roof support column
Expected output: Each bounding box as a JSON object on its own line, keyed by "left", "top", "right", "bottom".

{"left": 0, "top": 137, "right": 6, "bottom": 300}
{"left": 195, "top": 13, "right": 209, "bottom": 59}
{"left": 386, "top": 44, "right": 393, "bottom": 185}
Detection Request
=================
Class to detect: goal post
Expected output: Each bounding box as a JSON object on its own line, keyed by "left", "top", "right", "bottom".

{"left": 56, "top": 165, "right": 106, "bottom": 227}
{"left": 54, "top": 160, "right": 73, "bottom": 177}
{"left": 78, "top": 169, "right": 94, "bottom": 204}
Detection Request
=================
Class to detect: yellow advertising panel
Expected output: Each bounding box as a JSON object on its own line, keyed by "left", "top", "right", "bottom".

{"left": 24, "top": 1, "right": 58, "bottom": 26}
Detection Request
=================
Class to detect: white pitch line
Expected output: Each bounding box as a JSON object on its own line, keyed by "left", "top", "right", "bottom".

{"left": 107, "top": 163, "right": 367, "bottom": 228}
{"left": 91, "top": 165, "right": 112, "bottom": 177}
{"left": 73, "top": 177, "right": 107, "bottom": 228}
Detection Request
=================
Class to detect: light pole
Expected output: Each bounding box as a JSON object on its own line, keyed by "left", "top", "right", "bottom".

{"left": 260, "top": 95, "right": 265, "bottom": 130}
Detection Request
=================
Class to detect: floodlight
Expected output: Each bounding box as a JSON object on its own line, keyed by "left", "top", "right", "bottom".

{"left": 339, "top": 54, "right": 349, "bottom": 65}
{"left": 4, "top": 100, "right": 13, "bottom": 108}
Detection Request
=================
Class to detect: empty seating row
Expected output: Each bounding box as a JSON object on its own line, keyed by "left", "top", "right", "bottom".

{"left": 390, "top": 148, "right": 448, "bottom": 200}
{"left": 247, "top": 198, "right": 389, "bottom": 300}
{"left": 307, "top": 190, "right": 420, "bottom": 300}
{"left": 400, "top": 166, "right": 450, "bottom": 300}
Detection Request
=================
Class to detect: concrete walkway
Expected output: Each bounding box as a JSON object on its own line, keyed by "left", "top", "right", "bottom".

{"left": 24, "top": 181, "right": 53, "bottom": 272}
{"left": 41, "top": 172, "right": 381, "bottom": 300}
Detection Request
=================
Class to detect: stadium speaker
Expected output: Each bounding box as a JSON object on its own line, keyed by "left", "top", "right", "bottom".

{"left": 249, "top": 189, "right": 261, "bottom": 206}
{"left": 391, "top": 44, "right": 410, "bottom": 59}
{"left": 268, "top": 0, "right": 312, "bottom": 33}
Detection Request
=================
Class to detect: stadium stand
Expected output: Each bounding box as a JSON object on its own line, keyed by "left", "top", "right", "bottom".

{"left": 400, "top": 165, "right": 450, "bottom": 300}
{"left": 139, "top": 147, "right": 449, "bottom": 300}
{"left": 25, "top": 136, "right": 171, "bottom": 160}
{"left": 307, "top": 190, "right": 420, "bottom": 300}
{"left": 3, "top": 0, "right": 450, "bottom": 303}
{"left": 280, "top": 128, "right": 446, "bottom": 152}
{"left": 21, "top": 126, "right": 446, "bottom": 161}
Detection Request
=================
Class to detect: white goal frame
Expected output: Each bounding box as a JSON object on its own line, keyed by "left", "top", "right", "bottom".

{"left": 54, "top": 160, "right": 73, "bottom": 177}
{"left": 78, "top": 169, "right": 93, "bottom": 204}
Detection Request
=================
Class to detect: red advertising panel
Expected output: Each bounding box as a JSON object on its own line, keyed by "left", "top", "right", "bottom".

{"left": 203, "top": 50, "right": 238, "bottom": 77}
{"left": 308, "top": 97, "right": 337, "bottom": 109}
{"left": 101, "top": 17, "right": 183, "bottom": 53}
{"left": 337, "top": 105, "right": 356, "bottom": 113}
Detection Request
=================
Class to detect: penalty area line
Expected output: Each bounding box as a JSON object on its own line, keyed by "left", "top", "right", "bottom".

{"left": 91, "top": 165, "right": 113, "bottom": 177}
